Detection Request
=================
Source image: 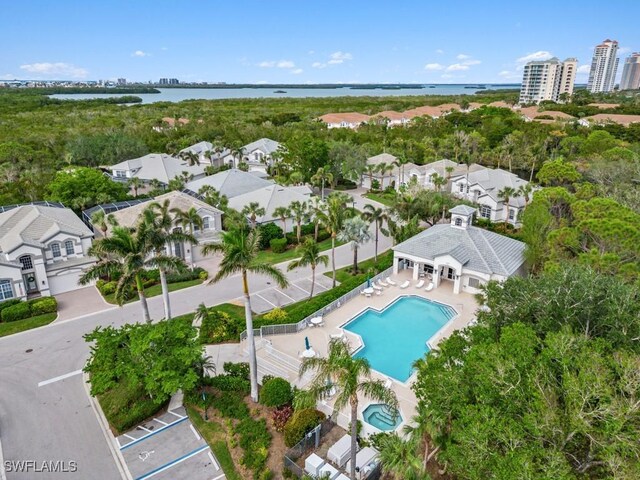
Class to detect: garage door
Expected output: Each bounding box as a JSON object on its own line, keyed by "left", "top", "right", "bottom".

{"left": 48, "top": 269, "right": 84, "bottom": 295}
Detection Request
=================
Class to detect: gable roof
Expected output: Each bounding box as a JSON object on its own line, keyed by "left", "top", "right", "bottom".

{"left": 371, "top": 110, "right": 408, "bottom": 121}
{"left": 180, "top": 141, "right": 213, "bottom": 155}
{"left": 520, "top": 107, "right": 575, "bottom": 121}
{"left": 108, "top": 154, "right": 207, "bottom": 184}
{"left": 582, "top": 114, "right": 640, "bottom": 127}
{"left": 451, "top": 167, "right": 528, "bottom": 205}
{"left": 318, "top": 112, "right": 371, "bottom": 124}
{"left": 394, "top": 224, "right": 525, "bottom": 277}
{"left": 185, "top": 169, "right": 274, "bottom": 199}
{"left": 367, "top": 153, "right": 398, "bottom": 165}
{"left": 0, "top": 205, "right": 92, "bottom": 254}
{"left": 242, "top": 138, "right": 281, "bottom": 155}
{"left": 105, "top": 191, "right": 222, "bottom": 232}
{"left": 227, "top": 185, "right": 312, "bottom": 224}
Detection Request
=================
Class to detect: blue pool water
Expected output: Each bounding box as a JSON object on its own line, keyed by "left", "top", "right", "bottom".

{"left": 343, "top": 296, "right": 456, "bottom": 382}
{"left": 363, "top": 404, "right": 403, "bottom": 431}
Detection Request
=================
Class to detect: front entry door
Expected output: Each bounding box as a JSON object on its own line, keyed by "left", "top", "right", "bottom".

{"left": 23, "top": 274, "right": 38, "bottom": 293}
{"left": 446, "top": 267, "right": 455, "bottom": 280}
{"left": 174, "top": 241, "right": 184, "bottom": 259}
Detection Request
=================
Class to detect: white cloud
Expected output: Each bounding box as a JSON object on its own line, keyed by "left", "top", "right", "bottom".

{"left": 258, "top": 61, "right": 276, "bottom": 67}
{"left": 446, "top": 63, "right": 469, "bottom": 71}
{"left": 327, "top": 51, "right": 353, "bottom": 65}
{"left": 308, "top": 50, "right": 315, "bottom": 55}
{"left": 435, "top": 49, "right": 444, "bottom": 54}
{"left": 1, "top": 74, "right": 15, "bottom": 79}
{"left": 462, "top": 59, "right": 481, "bottom": 66}
{"left": 441, "top": 74, "right": 454, "bottom": 79}
{"left": 132, "top": 50, "right": 149, "bottom": 57}
{"left": 258, "top": 60, "right": 296, "bottom": 68}
{"left": 577, "top": 64, "right": 590, "bottom": 74}
{"left": 456, "top": 54, "right": 471, "bottom": 60}
{"left": 516, "top": 50, "right": 553, "bottom": 64}
{"left": 19, "top": 62, "right": 88, "bottom": 79}
{"left": 498, "top": 70, "right": 520, "bottom": 80}
{"left": 424, "top": 63, "right": 445, "bottom": 71}
{"left": 312, "top": 61, "right": 325, "bottom": 69}
{"left": 291, "top": 68, "right": 303, "bottom": 74}
{"left": 160, "top": 47, "right": 168, "bottom": 51}
{"left": 619, "top": 46, "right": 631, "bottom": 54}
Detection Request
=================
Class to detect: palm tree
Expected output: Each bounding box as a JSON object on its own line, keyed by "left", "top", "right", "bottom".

{"left": 316, "top": 192, "right": 352, "bottom": 287}
{"left": 498, "top": 186, "right": 517, "bottom": 223}
{"left": 288, "top": 200, "right": 309, "bottom": 243}
{"left": 80, "top": 224, "right": 183, "bottom": 323}
{"left": 287, "top": 239, "right": 328, "bottom": 299}
{"left": 143, "top": 202, "right": 197, "bottom": 319}
{"left": 230, "top": 146, "right": 245, "bottom": 169}
{"left": 364, "top": 164, "right": 378, "bottom": 191}
{"left": 273, "top": 206, "right": 291, "bottom": 233}
{"left": 309, "top": 197, "right": 326, "bottom": 242}
{"left": 362, "top": 204, "right": 388, "bottom": 264}
{"left": 518, "top": 183, "right": 533, "bottom": 207}
{"left": 310, "top": 166, "right": 333, "bottom": 200}
{"left": 198, "top": 185, "right": 228, "bottom": 210}
{"left": 91, "top": 210, "right": 118, "bottom": 237}
{"left": 128, "top": 177, "right": 144, "bottom": 197}
{"left": 149, "top": 178, "right": 163, "bottom": 191}
{"left": 392, "top": 156, "right": 410, "bottom": 189}
{"left": 202, "top": 229, "right": 288, "bottom": 401}
{"left": 299, "top": 338, "right": 398, "bottom": 480}
{"left": 403, "top": 411, "right": 440, "bottom": 471}
{"left": 377, "top": 163, "right": 395, "bottom": 190}
{"left": 172, "top": 206, "right": 204, "bottom": 236}
{"left": 378, "top": 434, "right": 425, "bottom": 480}
{"left": 241, "top": 202, "right": 266, "bottom": 230}
{"left": 430, "top": 173, "right": 447, "bottom": 192}
{"left": 179, "top": 150, "right": 200, "bottom": 166}
{"left": 337, "top": 216, "right": 371, "bottom": 274}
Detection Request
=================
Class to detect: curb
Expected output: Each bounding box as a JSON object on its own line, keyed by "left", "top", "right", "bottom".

{"left": 0, "top": 434, "right": 7, "bottom": 480}
{"left": 82, "top": 371, "right": 133, "bottom": 480}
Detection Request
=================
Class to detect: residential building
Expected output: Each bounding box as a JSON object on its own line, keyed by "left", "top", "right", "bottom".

{"left": 519, "top": 107, "right": 576, "bottom": 122}
{"left": 392, "top": 205, "right": 526, "bottom": 294}
{"left": 185, "top": 168, "right": 274, "bottom": 199}
{"left": 405, "top": 159, "right": 483, "bottom": 191}
{"left": 179, "top": 141, "right": 233, "bottom": 167}
{"left": 0, "top": 204, "right": 96, "bottom": 300}
{"left": 370, "top": 111, "right": 411, "bottom": 127}
{"left": 117, "top": 78, "right": 127, "bottom": 85}
{"left": 98, "top": 191, "right": 223, "bottom": 264}
{"left": 318, "top": 112, "right": 370, "bottom": 129}
{"left": 587, "top": 39, "right": 619, "bottom": 93}
{"left": 227, "top": 184, "right": 313, "bottom": 232}
{"left": 159, "top": 78, "right": 179, "bottom": 85}
{"left": 518, "top": 57, "right": 577, "bottom": 104}
{"left": 361, "top": 153, "right": 398, "bottom": 190}
{"left": 450, "top": 166, "right": 530, "bottom": 226}
{"left": 578, "top": 114, "right": 640, "bottom": 127}
{"left": 107, "top": 153, "right": 207, "bottom": 190}
{"left": 240, "top": 138, "right": 283, "bottom": 173}
{"left": 620, "top": 53, "right": 640, "bottom": 90}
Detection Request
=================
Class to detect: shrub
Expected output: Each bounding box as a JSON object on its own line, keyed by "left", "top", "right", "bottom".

{"left": 29, "top": 297, "right": 58, "bottom": 315}
{"left": 272, "top": 405, "right": 294, "bottom": 432}
{"left": 300, "top": 223, "right": 315, "bottom": 236}
{"left": 234, "top": 416, "right": 271, "bottom": 472}
{"left": 316, "top": 230, "right": 331, "bottom": 242}
{"left": 261, "top": 375, "right": 275, "bottom": 385}
{"left": 285, "top": 233, "right": 297, "bottom": 245}
{"left": 166, "top": 267, "right": 206, "bottom": 283}
{"left": 198, "top": 270, "right": 209, "bottom": 281}
{"left": 284, "top": 408, "right": 326, "bottom": 447}
{"left": 207, "top": 375, "right": 250, "bottom": 394}
{"left": 98, "top": 281, "right": 117, "bottom": 296}
{"left": 141, "top": 269, "right": 160, "bottom": 283}
{"left": 211, "top": 391, "right": 250, "bottom": 419}
{"left": 270, "top": 237, "right": 288, "bottom": 254}
{"left": 258, "top": 223, "right": 283, "bottom": 249}
{"left": 262, "top": 307, "right": 288, "bottom": 323}
{"left": 200, "top": 310, "right": 234, "bottom": 344}
{"left": 260, "top": 377, "right": 293, "bottom": 407}
{"left": 1, "top": 302, "right": 32, "bottom": 322}
{"left": 0, "top": 298, "right": 22, "bottom": 314}
{"left": 224, "top": 362, "right": 250, "bottom": 380}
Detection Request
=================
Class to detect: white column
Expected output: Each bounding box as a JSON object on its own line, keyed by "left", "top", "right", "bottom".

{"left": 433, "top": 263, "right": 441, "bottom": 288}
{"left": 453, "top": 274, "right": 461, "bottom": 294}
{"left": 413, "top": 262, "right": 419, "bottom": 280}
{"left": 393, "top": 256, "right": 399, "bottom": 275}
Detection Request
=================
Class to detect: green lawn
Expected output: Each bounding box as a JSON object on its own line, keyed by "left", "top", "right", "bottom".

{"left": 173, "top": 303, "right": 246, "bottom": 327}
{"left": 364, "top": 192, "right": 396, "bottom": 206}
{"left": 325, "top": 249, "right": 393, "bottom": 283}
{"left": 254, "top": 236, "right": 339, "bottom": 265}
{"left": 0, "top": 312, "right": 57, "bottom": 338}
{"left": 103, "top": 279, "right": 203, "bottom": 305}
{"left": 187, "top": 405, "right": 243, "bottom": 480}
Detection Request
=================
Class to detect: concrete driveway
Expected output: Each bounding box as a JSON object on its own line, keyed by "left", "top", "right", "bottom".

{"left": 55, "top": 286, "right": 113, "bottom": 322}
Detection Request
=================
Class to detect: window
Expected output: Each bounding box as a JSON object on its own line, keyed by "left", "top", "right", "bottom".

{"left": 454, "top": 218, "right": 463, "bottom": 227}
{"left": 480, "top": 205, "right": 491, "bottom": 219}
{"left": 202, "top": 216, "right": 210, "bottom": 230}
{"left": 468, "top": 277, "right": 481, "bottom": 288}
{"left": 508, "top": 209, "right": 515, "bottom": 220}
{"left": 65, "top": 240, "right": 74, "bottom": 255}
{"left": 458, "top": 183, "right": 464, "bottom": 193}
{"left": 51, "top": 243, "right": 61, "bottom": 258}
{"left": 19, "top": 255, "right": 33, "bottom": 270}
{"left": 0, "top": 280, "right": 13, "bottom": 300}
{"left": 114, "top": 170, "right": 127, "bottom": 178}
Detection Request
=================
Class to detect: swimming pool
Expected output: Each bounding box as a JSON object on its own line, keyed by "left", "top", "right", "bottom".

{"left": 343, "top": 296, "right": 456, "bottom": 382}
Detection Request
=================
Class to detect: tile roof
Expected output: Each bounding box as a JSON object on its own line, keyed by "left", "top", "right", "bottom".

{"left": 367, "top": 153, "right": 398, "bottom": 165}
{"left": 451, "top": 167, "right": 529, "bottom": 206}
{"left": 371, "top": 110, "right": 408, "bottom": 121}
{"left": 0, "top": 205, "right": 92, "bottom": 254}
{"left": 587, "top": 103, "right": 620, "bottom": 109}
{"left": 394, "top": 223, "right": 525, "bottom": 276}
{"left": 185, "top": 168, "right": 274, "bottom": 198}
{"left": 583, "top": 114, "right": 640, "bottom": 126}
{"left": 180, "top": 141, "right": 213, "bottom": 155}
{"left": 242, "top": 138, "right": 281, "bottom": 155}
{"left": 109, "top": 154, "right": 207, "bottom": 184}
{"left": 227, "top": 185, "right": 312, "bottom": 224}
{"left": 318, "top": 112, "right": 371, "bottom": 124}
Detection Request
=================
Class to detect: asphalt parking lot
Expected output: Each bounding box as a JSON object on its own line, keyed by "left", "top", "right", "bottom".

{"left": 249, "top": 274, "right": 334, "bottom": 313}
{"left": 117, "top": 407, "right": 224, "bottom": 480}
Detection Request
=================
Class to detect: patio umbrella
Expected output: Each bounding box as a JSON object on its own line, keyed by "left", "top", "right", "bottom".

{"left": 366, "top": 276, "right": 371, "bottom": 288}
{"left": 305, "top": 336, "right": 310, "bottom": 350}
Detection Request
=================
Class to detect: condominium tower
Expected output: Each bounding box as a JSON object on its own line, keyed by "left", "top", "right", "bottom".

{"left": 620, "top": 53, "right": 640, "bottom": 90}
{"left": 587, "top": 39, "right": 619, "bottom": 93}
{"left": 519, "top": 57, "right": 577, "bottom": 104}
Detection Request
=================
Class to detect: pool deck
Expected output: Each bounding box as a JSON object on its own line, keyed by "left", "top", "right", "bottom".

{"left": 247, "top": 270, "right": 479, "bottom": 436}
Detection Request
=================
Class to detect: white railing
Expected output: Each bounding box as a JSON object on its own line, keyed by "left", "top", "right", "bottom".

{"left": 240, "top": 266, "right": 394, "bottom": 342}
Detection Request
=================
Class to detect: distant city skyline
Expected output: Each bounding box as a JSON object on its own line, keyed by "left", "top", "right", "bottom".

{"left": 2, "top": 0, "right": 638, "bottom": 84}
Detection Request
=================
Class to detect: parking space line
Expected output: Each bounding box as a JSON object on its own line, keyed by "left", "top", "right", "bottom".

{"left": 155, "top": 418, "right": 168, "bottom": 426}
{"left": 275, "top": 289, "right": 295, "bottom": 302}
{"left": 135, "top": 444, "right": 209, "bottom": 480}
{"left": 38, "top": 369, "right": 83, "bottom": 387}
{"left": 190, "top": 424, "right": 200, "bottom": 440}
{"left": 255, "top": 293, "right": 277, "bottom": 308}
{"left": 208, "top": 452, "right": 219, "bottom": 470}
{"left": 120, "top": 417, "right": 188, "bottom": 451}
{"left": 123, "top": 434, "right": 136, "bottom": 440}
{"left": 168, "top": 410, "right": 185, "bottom": 419}
{"left": 292, "top": 283, "right": 310, "bottom": 294}
{"left": 137, "top": 426, "right": 152, "bottom": 433}
{"left": 212, "top": 474, "right": 226, "bottom": 480}
{"left": 315, "top": 281, "right": 329, "bottom": 291}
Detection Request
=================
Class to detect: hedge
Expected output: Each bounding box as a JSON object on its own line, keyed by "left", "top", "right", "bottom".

{"left": 1, "top": 302, "right": 31, "bottom": 323}
{"left": 270, "top": 238, "right": 287, "bottom": 253}
{"left": 0, "top": 297, "right": 59, "bottom": 323}
{"left": 0, "top": 299, "right": 22, "bottom": 313}
{"left": 284, "top": 408, "right": 326, "bottom": 447}
{"left": 258, "top": 223, "right": 284, "bottom": 249}
{"left": 30, "top": 297, "right": 58, "bottom": 316}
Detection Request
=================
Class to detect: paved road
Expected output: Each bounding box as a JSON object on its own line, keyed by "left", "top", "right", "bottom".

{"left": 0, "top": 190, "right": 390, "bottom": 479}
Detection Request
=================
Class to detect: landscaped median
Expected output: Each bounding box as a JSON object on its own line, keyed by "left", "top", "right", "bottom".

{"left": 0, "top": 296, "right": 58, "bottom": 337}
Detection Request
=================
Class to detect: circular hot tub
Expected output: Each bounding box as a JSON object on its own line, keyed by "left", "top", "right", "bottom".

{"left": 362, "top": 403, "right": 402, "bottom": 431}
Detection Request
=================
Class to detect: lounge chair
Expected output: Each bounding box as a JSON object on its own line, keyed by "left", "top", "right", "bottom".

{"left": 386, "top": 277, "right": 396, "bottom": 286}
{"left": 425, "top": 282, "right": 434, "bottom": 292}
{"left": 327, "top": 434, "right": 352, "bottom": 467}
{"left": 378, "top": 279, "right": 388, "bottom": 287}
{"left": 399, "top": 280, "right": 410, "bottom": 289}
{"left": 375, "top": 289, "right": 382, "bottom": 296}
{"left": 384, "top": 377, "right": 393, "bottom": 389}
{"left": 415, "top": 279, "right": 425, "bottom": 288}
{"left": 372, "top": 284, "right": 382, "bottom": 291}
{"left": 330, "top": 330, "right": 345, "bottom": 340}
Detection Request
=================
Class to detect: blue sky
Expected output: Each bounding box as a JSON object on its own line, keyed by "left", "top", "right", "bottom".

{"left": 3, "top": 0, "right": 639, "bottom": 84}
